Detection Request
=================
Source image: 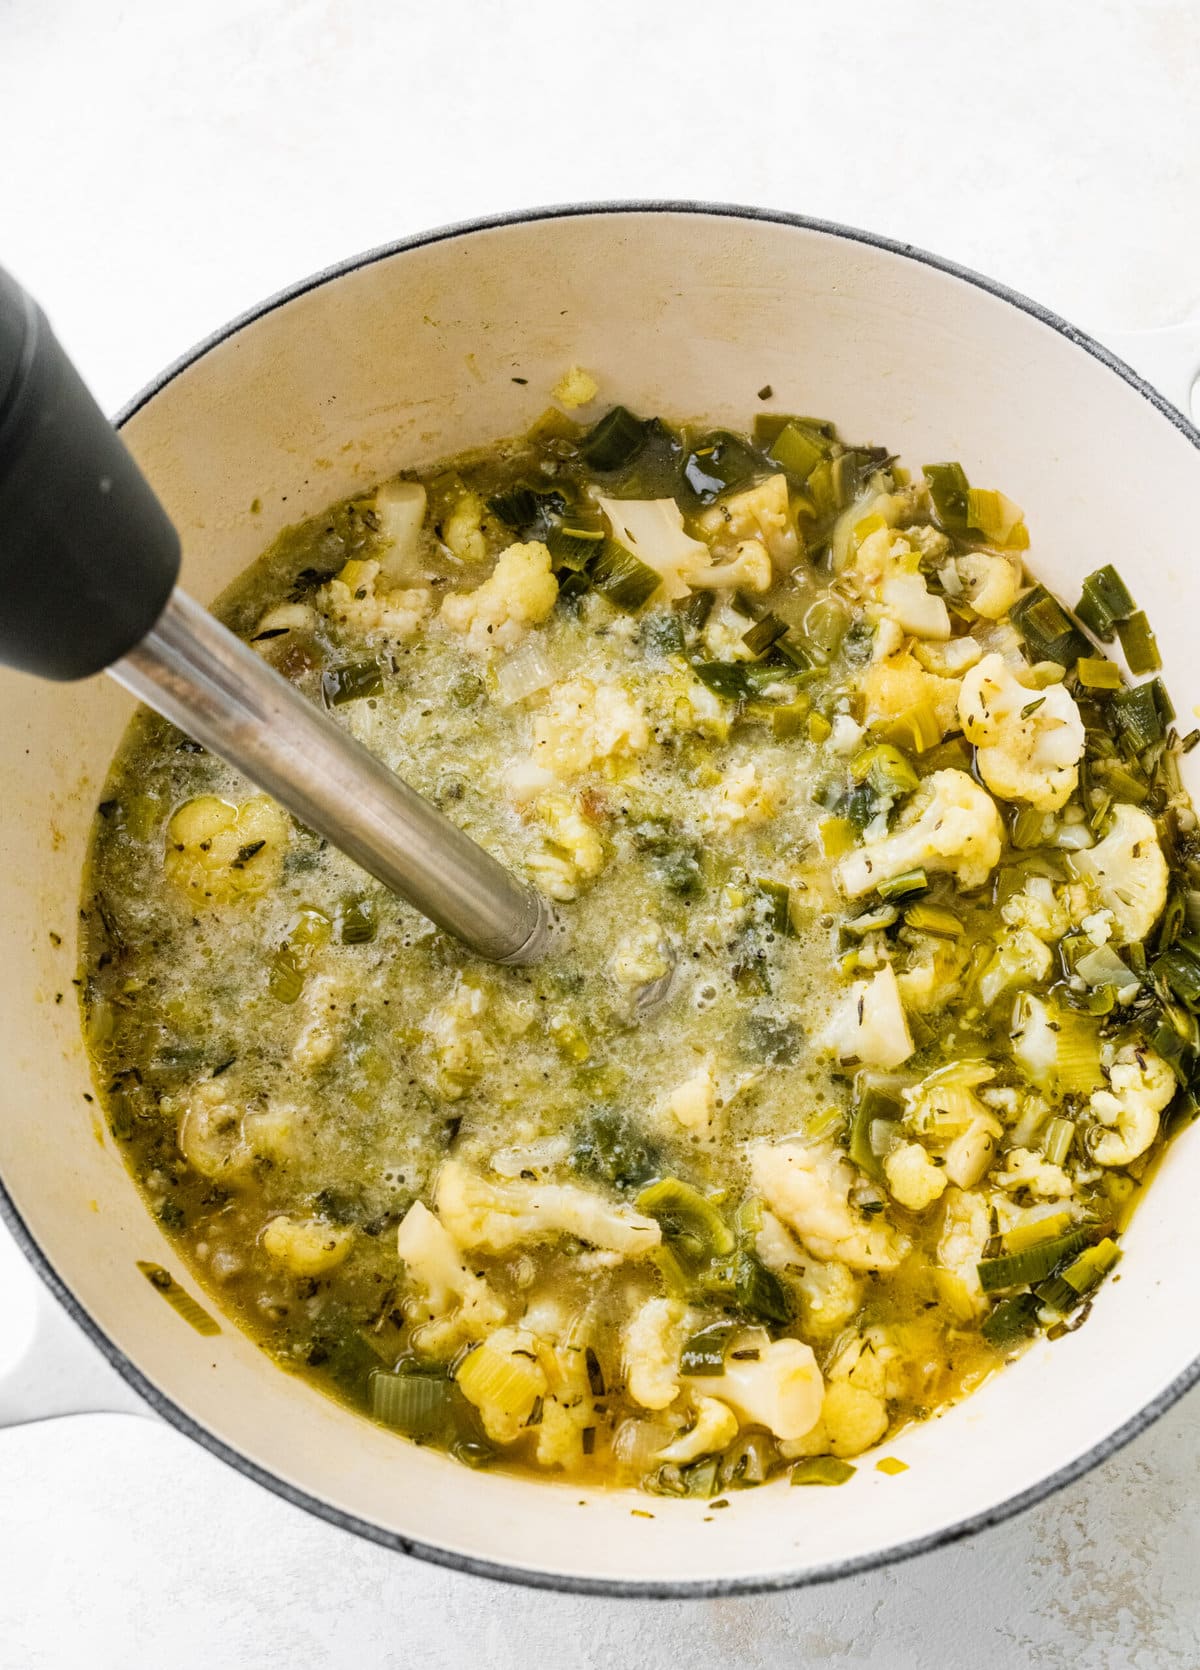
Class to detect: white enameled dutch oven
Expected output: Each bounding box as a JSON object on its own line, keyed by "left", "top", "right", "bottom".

{"left": 3, "top": 204, "right": 1200, "bottom": 1596}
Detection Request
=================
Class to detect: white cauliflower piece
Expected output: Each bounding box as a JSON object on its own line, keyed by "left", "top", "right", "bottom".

{"left": 823, "top": 963, "right": 914, "bottom": 1070}
{"left": 597, "top": 497, "right": 712, "bottom": 602}
{"left": 665, "top": 1062, "right": 717, "bottom": 1132}
{"left": 751, "top": 1142, "right": 910, "bottom": 1272}
{"left": 829, "top": 713, "right": 866, "bottom": 756}
{"left": 1089, "top": 1045, "right": 1175, "bottom": 1166}
{"left": 912, "top": 634, "right": 984, "bottom": 678}
{"left": 319, "top": 558, "right": 432, "bottom": 640}
{"left": 836, "top": 769, "right": 1004, "bottom": 898}
{"left": 435, "top": 1159, "right": 661, "bottom": 1258}
{"left": 857, "top": 651, "right": 961, "bottom": 741}
{"left": 953, "top": 552, "right": 1023, "bottom": 620}
{"left": 696, "top": 473, "right": 798, "bottom": 566}
{"left": 657, "top": 1398, "right": 739, "bottom": 1463}
{"left": 261, "top": 1214, "right": 352, "bottom": 1277}
{"left": 1001, "top": 876, "right": 1070, "bottom": 944}
{"left": 442, "top": 489, "right": 488, "bottom": 564}
{"left": 880, "top": 572, "right": 951, "bottom": 640}
{"left": 164, "top": 795, "right": 289, "bottom": 908}
{"left": 395, "top": 1201, "right": 506, "bottom": 1348}
{"left": 426, "top": 978, "right": 491, "bottom": 1100}
{"left": 686, "top": 538, "right": 773, "bottom": 594}
{"left": 958, "top": 654, "right": 1085, "bottom": 811}
{"left": 692, "top": 1339, "right": 824, "bottom": 1442}
{"left": 291, "top": 973, "right": 343, "bottom": 1070}
{"left": 439, "top": 541, "right": 557, "bottom": 651}
{"left": 709, "top": 761, "right": 786, "bottom": 830}
{"left": 884, "top": 1141, "right": 947, "bottom": 1211}
{"left": 754, "top": 1214, "right": 864, "bottom": 1330}
{"left": 978, "top": 928, "right": 1054, "bottom": 1008}
{"left": 530, "top": 676, "right": 650, "bottom": 779}
{"left": 942, "top": 1116, "right": 1003, "bottom": 1189}
{"left": 252, "top": 601, "right": 315, "bottom": 646}
{"left": 936, "top": 1187, "right": 992, "bottom": 1317}
{"left": 609, "top": 924, "right": 671, "bottom": 990}
{"left": 996, "top": 1147, "right": 1075, "bottom": 1199}
{"left": 1010, "top": 994, "right": 1058, "bottom": 1089}
{"left": 526, "top": 794, "right": 605, "bottom": 901}
{"left": 1070, "top": 803, "right": 1169, "bottom": 945}
{"left": 553, "top": 364, "right": 599, "bottom": 408}
{"left": 896, "top": 935, "right": 972, "bottom": 1013}
{"left": 623, "top": 1298, "right": 687, "bottom": 1411}
{"left": 787, "top": 1381, "right": 889, "bottom": 1460}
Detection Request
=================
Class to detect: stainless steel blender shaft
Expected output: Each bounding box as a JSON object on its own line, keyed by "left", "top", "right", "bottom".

{"left": 112, "top": 590, "right": 552, "bottom": 965}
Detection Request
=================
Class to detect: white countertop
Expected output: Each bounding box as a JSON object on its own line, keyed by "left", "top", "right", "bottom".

{"left": 3, "top": 1, "right": 1200, "bottom": 1663}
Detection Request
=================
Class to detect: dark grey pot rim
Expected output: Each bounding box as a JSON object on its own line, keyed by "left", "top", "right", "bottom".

{"left": 4, "top": 199, "right": 1199, "bottom": 1601}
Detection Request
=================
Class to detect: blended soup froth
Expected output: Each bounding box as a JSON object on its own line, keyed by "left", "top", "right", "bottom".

{"left": 81, "top": 394, "right": 1200, "bottom": 1496}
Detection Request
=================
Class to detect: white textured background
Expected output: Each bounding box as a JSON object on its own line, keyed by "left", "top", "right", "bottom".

{"left": 2, "top": 1, "right": 1200, "bottom": 1664}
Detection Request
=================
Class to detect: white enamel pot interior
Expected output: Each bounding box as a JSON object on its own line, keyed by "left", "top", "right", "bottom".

{"left": 3, "top": 204, "right": 1200, "bottom": 1596}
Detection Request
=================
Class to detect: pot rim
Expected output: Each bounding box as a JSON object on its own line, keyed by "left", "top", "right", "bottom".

{"left": 5, "top": 198, "right": 1199, "bottom": 1599}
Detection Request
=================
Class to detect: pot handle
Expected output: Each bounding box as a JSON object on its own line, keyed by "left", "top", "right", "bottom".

{"left": 1100, "top": 322, "right": 1200, "bottom": 420}
{"left": 0, "top": 1269, "right": 149, "bottom": 1428}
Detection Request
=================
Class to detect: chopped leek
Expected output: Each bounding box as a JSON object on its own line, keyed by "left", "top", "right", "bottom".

{"left": 337, "top": 895, "right": 377, "bottom": 945}
{"left": 1075, "top": 565, "right": 1136, "bottom": 641}
{"left": 1010, "top": 587, "right": 1089, "bottom": 668}
{"left": 137, "top": 1263, "right": 221, "bottom": 1336}
{"left": 876, "top": 701, "right": 942, "bottom": 754}
{"left": 456, "top": 1338, "right": 546, "bottom": 1421}
{"left": 848, "top": 1079, "right": 902, "bottom": 1182}
{"left": 754, "top": 413, "right": 836, "bottom": 446}
{"left": 742, "top": 613, "right": 790, "bottom": 657}
{"left": 1002, "top": 1209, "right": 1074, "bottom": 1254}
{"left": 1036, "top": 1237, "right": 1121, "bottom": 1313}
{"left": 485, "top": 484, "right": 566, "bottom": 537}
{"left": 876, "top": 1456, "right": 909, "bottom": 1476}
{"left": 1053, "top": 1012, "right": 1105, "bottom": 1095}
{"left": 978, "top": 1226, "right": 1094, "bottom": 1292}
{"left": 753, "top": 878, "right": 793, "bottom": 936}
{"left": 322, "top": 660, "right": 383, "bottom": 706}
{"left": 1154, "top": 946, "right": 1200, "bottom": 1010}
{"left": 923, "top": 462, "right": 972, "bottom": 535}
{"left": 1115, "top": 612, "right": 1161, "bottom": 675}
{"left": 570, "top": 1108, "right": 661, "bottom": 1192}
{"left": 981, "top": 1293, "right": 1042, "bottom": 1347}
{"left": 791, "top": 1456, "right": 856, "bottom": 1486}
{"left": 769, "top": 421, "right": 831, "bottom": 482}
{"left": 588, "top": 540, "right": 662, "bottom": 612}
{"left": 850, "top": 743, "right": 920, "bottom": 799}
{"left": 1076, "top": 656, "right": 1124, "bottom": 691}
{"left": 641, "top": 611, "right": 687, "bottom": 659}
{"left": 903, "top": 903, "right": 963, "bottom": 937}
{"left": 877, "top": 868, "right": 929, "bottom": 901}
{"left": 579, "top": 405, "right": 648, "bottom": 471}
{"left": 966, "top": 486, "right": 1026, "bottom": 548}
{"left": 1111, "top": 682, "right": 1164, "bottom": 750}
{"left": 371, "top": 1368, "right": 457, "bottom": 1437}
{"left": 1041, "top": 1117, "right": 1076, "bottom": 1168}
{"left": 680, "top": 1320, "right": 738, "bottom": 1376}
{"left": 680, "top": 431, "right": 761, "bottom": 504}
{"left": 636, "top": 1177, "right": 736, "bottom": 1263}
{"left": 809, "top": 712, "right": 835, "bottom": 746}
{"left": 547, "top": 522, "right": 605, "bottom": 569}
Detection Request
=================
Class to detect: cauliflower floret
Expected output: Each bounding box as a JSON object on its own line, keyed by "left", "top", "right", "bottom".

{"left": 530, "top": 676, "right": 650, "bottom": 780}
{"left": 823, "top": 963, "right": 914, "bottom": 1070}
{"left": 708, "top": 761, "right": 786, "bottom": 830}
{"left": 439, "top": 541, "right": 557, "bottom": 651}
{"left": 857, "top": 652, "right": 961, "bottom": 740}
{"left": 395, "top": 1201, "right": 507, "bottom": 1350}
{"left": 164, "top": 794, "right": 289, "bottom": 908}
{"left": 687, "top": 538, "right": 773, "bottom": 594}
{"left": 645, "top": 663, "right": 730, "bottom": 742}
{"left": 754, "top": 1214, "right": 864, "bottom": 1330}
{"left": 176, "top": 1079, "right": 251, "bottom": 1179}
{"left": 455, "top": 1327, "right": 549, "bottom": 1445}
{"left": 787, "top": 1381, "right": 889, "bottom": 1460}
{"left": 665, "top": 1062, "right": 717, "bottom": 1132}
{"left": 597, "top": 497, "right": 712, "bottom": 601}
{"left": 880, "top": 572, "right": 951, "bottom": 640}
{"left": 692, "top": 1339, "right": 825, "bottom": 1442}
{"left": 942, "top": 1115, "right": 1003, "bottom": 1189}
{"left": 996, "top": 1147, "right": 1074, "bottom": 1199}
{"left": 978, "top": 928, "right": 1054, "bottom": 1008}
{"left": 261, "top": 1214, "right": 352, "bottom": 1277}
{"left": 837, "top": 769, "right": 1003, "bottom": 899}
{"left": 623, "top": 1297, "right": 687, "bottom": 1410}
{"left": 751, "top": 1142, "right": 910, "bottom": 1272}
{"left": 696, "top": 473, "right": 798, "bottom": 567}
{"left": 1010, "top": 994, "right": 1058, "bottom": 1089}
{"left": 1069, "top": 803, "right": 1169, "bottom": 945}
{"left": 936, "top": 1187, "right": 992, "bottom": 1317}
{"left": 657, "top": 1397, "right": 739, "bottom": 1463}
{"left": 952, "top": 552, "right": 1023, "bottom": 620}
{"left": 426, "top": 978, "right": 491, "bottom": 1100}
{"left": 442, "top": 489, "right": 489, "bottom": 564}
{"left": 1001, "top": 876, "right": 1070, "bottom": 944}
{"left": 609, "top": 924, "right": 672, "bottom": 990}
{"left": 896, "top": 934, "right": 972, "bottom": 1013}
{"left": 1089, "top": 1045, "right": 1175, "bottom": 1166}
{"left": 372, "top": 480, "right": 428, "bottom": 583}
{"left": 320, "top": 558, "right": 432, "bottom": 640}
{"left": 526, "top": 793, "right": 605, "bottom": 901}
{"left": 884, "top": 1141, "right": 947, "bottom": 1211}
{"left": 435, "top": 1159, "right": 661, "bottom": 1258}
{"left": 958, "top": 654, "right": 1085, "bottom": 811}
{"left": 291, "top": 973, "right": 345, "bottom": 1070}
{"left": 553, "top": 364, "right": 599, "bottom": 408}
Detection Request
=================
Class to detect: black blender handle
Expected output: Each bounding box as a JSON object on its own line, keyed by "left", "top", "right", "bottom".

{"left": 0, "top": 266, "right": 180, "bottom": 680}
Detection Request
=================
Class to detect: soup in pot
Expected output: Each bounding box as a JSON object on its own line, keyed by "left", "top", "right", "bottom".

{"left": 81, "top": 394, "right": 1200, "bottom": 1496}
